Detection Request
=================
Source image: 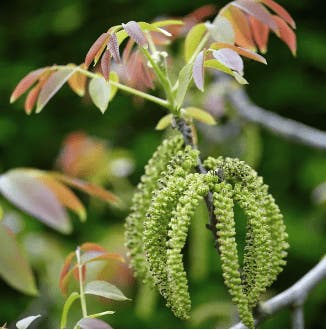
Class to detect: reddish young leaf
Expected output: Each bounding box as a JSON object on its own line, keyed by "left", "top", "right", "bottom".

{"left": 0, "top": 169, "right": 71, "bottom": 234}
{"left": 101, "top": 50, "right": 111, "bottom": 81}
{"left": 122, "top": 21, "right": 148, "bottom": 47}
{"left": 78, "top": 318, "right": 112, "bottom": 329}
{"left": 10, "top": 68, "right": 46, "bottom": 103}
{"left": 259, "top": 0, "right": 295, "bottom": 28}
{"left": 192, "top": 51, "right": 205, "bottom": 92}
{"left": 51, "top": 173, "right": 120, "bottom": 205}
{"left": 38, "top": 175, "right": 86, "bottom": 221}
{"left": 80, "top": 243, "right": 125, "bottom": 264}
{"left": 107, "top": 33, "right": 121, "bottom": 63}
{"left": 273, "top": 15, "right": 297, "bottom": 55}
{"left": 36, "top": 67, "right": 76, "bottom": 113}
{"left": 249, "top": 16, "right": 270, "bottom": 53}
{"left": 85, "top": 33, "right": 109, "bottom": 68}
{"left": 24, "top": 84, "right": 41, "bottom": 115}
{"left": 59, "top": 252, "right": 75, "bottom": 295}
{"left": 80, "top": 242, "right": 107, "bottom": 253}
{"left": 213, "top": 48, "right": 244, "bottom": 74}
{"left": 223, "top": 6, "right": 256, "bottom": 51}
{"left": 210, "top": 42, "right": 267, "bottom": 64}
{"left": 188, "top": 4, "right": 217, "bottom": 22}
{"left": 72, "top": 264, "right": 86, "bottom": 282}
{"left": 82, "top": 252, "right": 125, "bottom": 265}
{"left": 231, "top": 0, "right": 278, "bottom": 33}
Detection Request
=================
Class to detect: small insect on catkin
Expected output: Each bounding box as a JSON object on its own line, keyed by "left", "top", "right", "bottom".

{"left": 125, "top": 133, "right": 183, "bottom": 282}
{"left": 144, "top": 146, "right": 199, "bottom": 300}
{"left": 166, "top": 173, "right": 211, "bottom": 320}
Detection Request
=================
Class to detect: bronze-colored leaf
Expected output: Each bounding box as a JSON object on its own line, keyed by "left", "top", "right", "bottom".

{"left": 224, "top": 6, "right": 256, "bottom": 51}
{"left": 101, "top": 50, "right": 111, "bottom": 81}
{"left": 260, "top": 0, "right": 295, "bottom": 28}
{"left": 50, "top": 173, "right": 120, "bottom": 205}
{"left": 59, "top": 252, "right": 75, "bottom": 295}
{"left": 122, "top": 21, "right": 148, "bottom": 47}
{"left": 38, "top": 174, "right": 86, "bottom": 221}
{"left": 231, "top": 0, "right": 278, "bottom": 33}
{"left": 273, "top": 15, "right": 296, "bottom": 55}
{"left": 85, "top": 33, "right": 109, "bottom": 68}
{"left": 10, "top": 68, "right": 46, "bottom": 103}
{"left": 24, "top": 84, "right": 41, "bottom": 115}
{"left": 68, "top": 66, "right": 87, "bottom": 97}
{"left": 107, "top": 33, "right": 121, "bottom": 63}
{"left": 249, "top": 16, "right": 270, "bottom": 53}
{"left": 210, "top": 42, "right": 267, "bottom": 64}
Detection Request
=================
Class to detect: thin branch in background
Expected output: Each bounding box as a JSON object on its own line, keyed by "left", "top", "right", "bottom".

{"left": 291, "top": 304, "right": 304, "bottom": 329}
{"left": 226, "top": 84, "right": 326, "bottom": 151}
{"left": 231, "top": 257, "right": 326, "bottom": 329}
{"left": 174, "top": 117, "right": 220, "bottom": 252}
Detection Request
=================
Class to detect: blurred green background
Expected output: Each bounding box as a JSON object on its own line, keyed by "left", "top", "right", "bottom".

{"left": 0, "top": 0, "right": 326, "bottom": 328}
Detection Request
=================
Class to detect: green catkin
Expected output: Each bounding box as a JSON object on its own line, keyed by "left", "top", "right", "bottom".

{"left": 233, "top": 183, "right": 273, "bottom": 308}
{"left": 204, "top": 156, "right": 288, "bottom": 321}
{"left": 166, "top": 173, "right": 212, "bottom": 320}
{"left": 143, "top": 146, "right": 199, "bottom": 301}
{"left": 125, "top": 133, "right": 184, "bottom": 282}
{"left": 212, "top": 181, "right": 254, "bottom": 329}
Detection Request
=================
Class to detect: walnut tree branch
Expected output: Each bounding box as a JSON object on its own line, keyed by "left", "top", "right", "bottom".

{"left": 231, "top": 256, "right": 326, "bottom": 329}
{"left": 173, "top": 117, "right": 220, "bottom": 252}
{"left": 227, "top": 86, "right": 326, "bottom": 150}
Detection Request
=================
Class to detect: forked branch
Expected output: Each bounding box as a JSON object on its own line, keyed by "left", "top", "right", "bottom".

{"left": 231, "top": 256, "right": 326, "bottom": 329}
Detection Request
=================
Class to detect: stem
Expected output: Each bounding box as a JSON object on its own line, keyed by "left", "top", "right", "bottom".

{"left": 291, "top": 304, "right": 304, "bottom": 329}
{"left": 87, "top": 311, "right": 115, "bottom": 319}
{"left": 54, "top": 65, "right": 169, "bottom": 109}
{"left": 76, "top": 247, "right": 88, "bottom": 318}
{"left": 174, "top": 117, "right": 220, "bottom": 252}
{"left": 140, "top": 48, "right": 175, "bottom": 110}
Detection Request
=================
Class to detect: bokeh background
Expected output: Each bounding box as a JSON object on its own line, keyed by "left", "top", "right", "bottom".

{"left": 0, "top": 0, "right": 325, "bottom": 328}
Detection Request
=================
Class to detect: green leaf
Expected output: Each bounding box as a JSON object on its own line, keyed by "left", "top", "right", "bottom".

{"left": 233, "top": 71, "right": 249, "bottom": 85}
{"left": 109, "top": 71, "right": 119, "bottom": 101}
{"left": 151, "top": 20, "right": 184, "bottom": 28}
{"left": 85, "top": 280, "right": 130, "bottom": 301}
{"left": 60, "top": 292, "right": 80, "bottom": 329}
{"left": 16, "top": 315, "right": 41, "bottom": 329}
{"left": 0, "top": 224, "right": 38, "bottom": 295}
{"left": 184, "top": 23, "right": 207, "bottom": 62}
{"left": 36, "top": 67, "right": 76, "bottom": 113}
{"left": 205, "top": 59, "right": 248, "bottom": 85}
{"left": 138, "top": 22, "right": 171, "bottom": 37}
{"left": 175, "top": 63, "right": 193, "bottom": 110}
{"left": 155, "top": 114, "right": 173, "bottom": 130}
{"left": 208, "top": 16, "right": 235, "bottom": 43}
{"left": 184, "top": 107, "right": 216, "bottom": 125}
{"left": 116, "top": 29, "right": 128, "bottom": 45}
{"left": 89, "top": 76, "right": 111, "bottom": 113}
{"left": 205, "top": 59, "right": 234, "bottom": 75}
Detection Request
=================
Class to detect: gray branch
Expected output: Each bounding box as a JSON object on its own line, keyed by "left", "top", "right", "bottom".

{"left": 231, "top": 256, "right": 326, "bottom": 329}
{"left": 227, "top": 87, "right": 326, "bottom": 150}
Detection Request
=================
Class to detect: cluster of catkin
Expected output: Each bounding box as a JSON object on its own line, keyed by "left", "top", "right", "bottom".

{"left": 125, "top": 134, "right": 288, "bottom": 328}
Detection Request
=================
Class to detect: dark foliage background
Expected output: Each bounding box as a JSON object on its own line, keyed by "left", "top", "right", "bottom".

{"left": 0, "top": 0, "right": 325, "bottom": 328}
